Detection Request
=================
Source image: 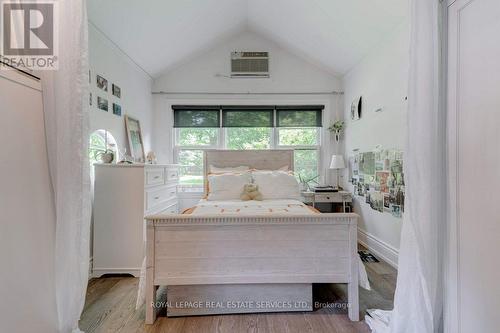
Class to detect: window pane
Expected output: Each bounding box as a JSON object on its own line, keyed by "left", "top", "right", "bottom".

{"left": 276, "top": 109, "right": 322, "bottom": 127}
{"left": 278, "top": 128, "right": 319, "bottom": 146}
{"left": 225, "top": 128, "right": 271, "bottom": 149}
{"left": 222, "top": 110, "right": 273, "bottom": 127}
{"left": 174, "top": 110, "right": 220, "bottom": 128}
{"left": 178, "top": 150, "right": 204, "bottom": 186}
{"left": 294, "top": 149, "right": 319, "bottom": 182}
{"left": 177, "top": 128, "right": 218, "bottom": 146}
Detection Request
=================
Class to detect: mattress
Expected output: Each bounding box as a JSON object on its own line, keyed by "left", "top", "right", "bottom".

{"left": 182, "top": 199, "right": 319, "bottom": 215}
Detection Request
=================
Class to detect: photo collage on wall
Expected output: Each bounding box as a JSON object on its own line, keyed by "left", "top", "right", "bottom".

{"left": 349, "top": 149, "right": 405, "bottom": 218}
{"left": 90, "top": 71, "right": 122, "bottom": 117}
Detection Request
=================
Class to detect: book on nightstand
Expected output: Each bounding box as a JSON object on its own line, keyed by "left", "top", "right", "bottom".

{"left": 313, "top": 185, "right": 338, "bottom": 192}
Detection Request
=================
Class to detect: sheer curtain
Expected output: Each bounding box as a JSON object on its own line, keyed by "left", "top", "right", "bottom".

{"left": 366, "top": 0, "right": 445, "bottom": 332}
{"left": 40, "top": 0, "right": 91, "bottom": 332}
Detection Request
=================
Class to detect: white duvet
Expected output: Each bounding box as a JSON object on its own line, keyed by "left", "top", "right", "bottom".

{"left": 189, "top": 199, "right": 315, "bottom": 215}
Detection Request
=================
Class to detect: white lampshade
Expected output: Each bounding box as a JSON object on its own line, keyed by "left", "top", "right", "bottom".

{"left": 329, "top": 155, "right": 345, "bottom": 169}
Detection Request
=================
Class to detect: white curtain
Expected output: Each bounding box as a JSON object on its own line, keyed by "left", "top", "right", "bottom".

{"left": 366, "top": 0, "right": 445, "bottom": 332}
{"left": 40, "top": 0, "right": 91, "bottom": 332}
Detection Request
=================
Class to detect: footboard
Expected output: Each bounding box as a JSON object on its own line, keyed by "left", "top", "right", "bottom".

{"left": 144, "top": 213, "right": 359, "bottom": 323}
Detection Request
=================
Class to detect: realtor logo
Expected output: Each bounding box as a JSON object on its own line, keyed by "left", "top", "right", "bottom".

{"left": 1, "top": 1, "right": 58, "bottom": 70}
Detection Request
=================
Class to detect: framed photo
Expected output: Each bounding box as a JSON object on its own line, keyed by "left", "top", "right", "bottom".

{"left": 125, "top": 115, "right": 145, "bottom": 163}
{"left": 391, "top": 204, "right": 402, "bottom": 218}
{"left": 112, "top": 84, "right": 121, "bottom": 98}
{"left": 112, "top": 103, "right": 121, "bottom": 116}
{"left": 96, "top": 74, "right": 108, "bottom": 91}
{"left": 97, "top": 96, "right": 108, "bottom": 111}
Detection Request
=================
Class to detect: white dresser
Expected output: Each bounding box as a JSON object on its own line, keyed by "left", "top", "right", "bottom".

{"left": 92, "top": 164, "right": 179, "bottom": 277}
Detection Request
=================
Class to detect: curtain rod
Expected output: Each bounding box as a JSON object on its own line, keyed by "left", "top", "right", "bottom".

{"left": 152, "top": 91, "right": 343, "bottom": 96}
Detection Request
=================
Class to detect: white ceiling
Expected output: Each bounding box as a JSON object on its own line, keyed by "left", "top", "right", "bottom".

{"left": 87, "top": 0, "right": 408, "bottom": 78}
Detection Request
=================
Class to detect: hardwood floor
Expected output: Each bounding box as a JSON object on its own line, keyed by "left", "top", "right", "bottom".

{"left": 80, "top": 250, "right": 396, "bottom": 333}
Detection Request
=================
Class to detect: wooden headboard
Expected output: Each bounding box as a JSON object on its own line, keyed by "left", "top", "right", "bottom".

{"left": 203, "top": 150, "right": 294, "bottom": 195}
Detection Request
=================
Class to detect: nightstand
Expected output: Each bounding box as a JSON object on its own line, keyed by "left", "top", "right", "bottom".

{"left": 301, "top": 191, "right": 352, "bottom": 213}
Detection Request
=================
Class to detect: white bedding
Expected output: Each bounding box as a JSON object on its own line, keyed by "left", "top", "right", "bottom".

{"left": 188, "top": 199, "right": 316, "bottom": 215}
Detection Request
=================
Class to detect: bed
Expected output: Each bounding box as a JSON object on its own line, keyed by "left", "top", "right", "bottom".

{"left": 144, "top": 150, "right": 360, "bottom": 323}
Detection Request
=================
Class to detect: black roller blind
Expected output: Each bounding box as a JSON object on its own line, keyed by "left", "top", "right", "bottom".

{"left": 173, "top": 105, "right": 220, "bottom": 128}
{"left": 222, "top": 106, "right": 274, "bottom": 127}
{"left": 276, "top": 105, "right": 324, "bottom": 127}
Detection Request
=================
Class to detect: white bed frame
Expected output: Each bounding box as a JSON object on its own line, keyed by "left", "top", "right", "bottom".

{"left": 144, "top": 150, "right": 359, "bottom": 323}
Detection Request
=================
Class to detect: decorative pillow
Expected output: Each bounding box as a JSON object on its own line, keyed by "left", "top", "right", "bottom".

{"left": 207, "top": 173, "right": 252, "bottom": 201}
{"left": 240, "top": 183, "right": 263, "bottom": 201}
{"left": 209, "top": 165, "right": 250, "bottom": 174}
{"left": 250, "top": 165, "right": 290, "bottom": 172}
{"left": 252, "top": 171, "right": 300, "bottom": 200}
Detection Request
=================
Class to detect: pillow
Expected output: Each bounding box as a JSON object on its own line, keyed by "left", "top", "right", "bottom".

{"left": 207, "top": 173, "right": 252, "bottom": 201}
{"left": 251, "top": 165, "right": 290, "bottom": 172}
{"left": 252, "top": 171, "right": 300, "bottom": 200}
{"left": 209, "top": 165, "right": 250, "bottom": 174}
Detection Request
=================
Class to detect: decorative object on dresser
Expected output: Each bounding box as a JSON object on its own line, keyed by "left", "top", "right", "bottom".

{"left": 146, "top": 151, "right": 157, "bottom": 164}
{"left": 330, "top": 154, "right": 346, "bottom": 190}
{"left": 124, "top": 115, "right": 145, "bottom": 163}
{"left": 92, "top": 164, "right": 179, "bottom": 277}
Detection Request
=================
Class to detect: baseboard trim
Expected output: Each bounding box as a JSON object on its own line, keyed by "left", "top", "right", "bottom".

{"left": 92, "top": 268, "right": 141, "bottom": 278}
{"left": 358, "top": 228, "right": 399, "bottom": 269}
{"left": 88, "top": 257, "right": 94, "bottom": 279}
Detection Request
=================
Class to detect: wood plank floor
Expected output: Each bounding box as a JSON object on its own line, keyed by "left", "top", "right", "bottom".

{"left": 80, "top": 250, "right": 396, "bottom": 333}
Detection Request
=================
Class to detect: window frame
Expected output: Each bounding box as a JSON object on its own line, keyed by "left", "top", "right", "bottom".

{"left": 173, "top": 108, "right": 323, "bottom": 192}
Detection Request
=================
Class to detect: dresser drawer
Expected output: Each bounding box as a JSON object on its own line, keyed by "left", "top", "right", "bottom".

{"left": 146, "top": 185, "right": 177, "bottom": 211}
{"left": 315, "top": 193, "right": 341, "bottom": 203}
{"left": 145, "top": 168, "right": 165, "bottom": 186}
{"left": 165, "top": 168, "right": 179, "bottom": 182}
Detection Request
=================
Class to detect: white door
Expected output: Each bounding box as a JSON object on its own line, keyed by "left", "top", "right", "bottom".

{"left": 0, "top": 67, "right": 57, "bottom": 332}
{"left": 447, "top": 0, "right": 500, "bottom": 332}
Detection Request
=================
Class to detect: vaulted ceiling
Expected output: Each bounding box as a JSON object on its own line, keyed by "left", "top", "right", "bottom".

{"left": 87, "top": 0, "right": 408, "bottom": 78}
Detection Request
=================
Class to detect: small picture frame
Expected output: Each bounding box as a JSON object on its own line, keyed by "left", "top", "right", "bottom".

{"left": 391, "top": 204, "right": 402, "bottom": 218}
{"left": 125, "top": 115, "right": 145, "bottom": 163}
{"left": 112, "top": 84, "right": 121, "bottom": 98}
{"left": 112, "top": 103, "right": 122, "bottom": 116}
{"left": 96, "top": 74, "right": 108, "bottom": 91}
{"left": 97, "top": 96, "right": 108, "bottom": 111}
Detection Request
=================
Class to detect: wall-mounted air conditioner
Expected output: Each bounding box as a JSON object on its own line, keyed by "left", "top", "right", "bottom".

{"left": 231, "top": 51, "right": 269, "bottom": 78}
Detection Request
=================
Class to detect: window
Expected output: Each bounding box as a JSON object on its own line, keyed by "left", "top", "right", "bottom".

{"left": 173, "top": 105, "right": 323, "bottom": 190}
{"left": 89, "top": 129, "right": 118, "bottom": 166}
{"left": 226, "top": 128, "right": 272, "bottom": 149}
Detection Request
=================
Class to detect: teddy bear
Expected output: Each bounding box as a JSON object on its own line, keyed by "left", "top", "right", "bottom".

{"left": 240, "top": 183, "right": 263, "bottom": 201}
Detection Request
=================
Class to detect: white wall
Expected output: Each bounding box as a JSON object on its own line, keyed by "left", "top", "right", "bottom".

{"left": 342, "top": 23, "right": 409, "bottom": 266}
{"left": 89, "top": 24, "right": 154, "bottom": 156}
{"left": 0, "top": 69, "right": 57, "bottom": 333}
{"left": 152, "top": 31, "right": 342, "bottom": 201}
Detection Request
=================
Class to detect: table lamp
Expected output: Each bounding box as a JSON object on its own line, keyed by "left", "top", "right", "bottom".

{"left": 330, "top": 155, "right": 346, "bottom": 190}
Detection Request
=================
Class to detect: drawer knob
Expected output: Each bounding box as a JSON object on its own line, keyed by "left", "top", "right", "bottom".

{"left": 326, "top": 197, "right": 330, "bottom": 199}
{"left": 154, "top": 196, "right": 160, "bottom": 200}
{"left": 154, "top": 176, "right": 160, "bottom": 179}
